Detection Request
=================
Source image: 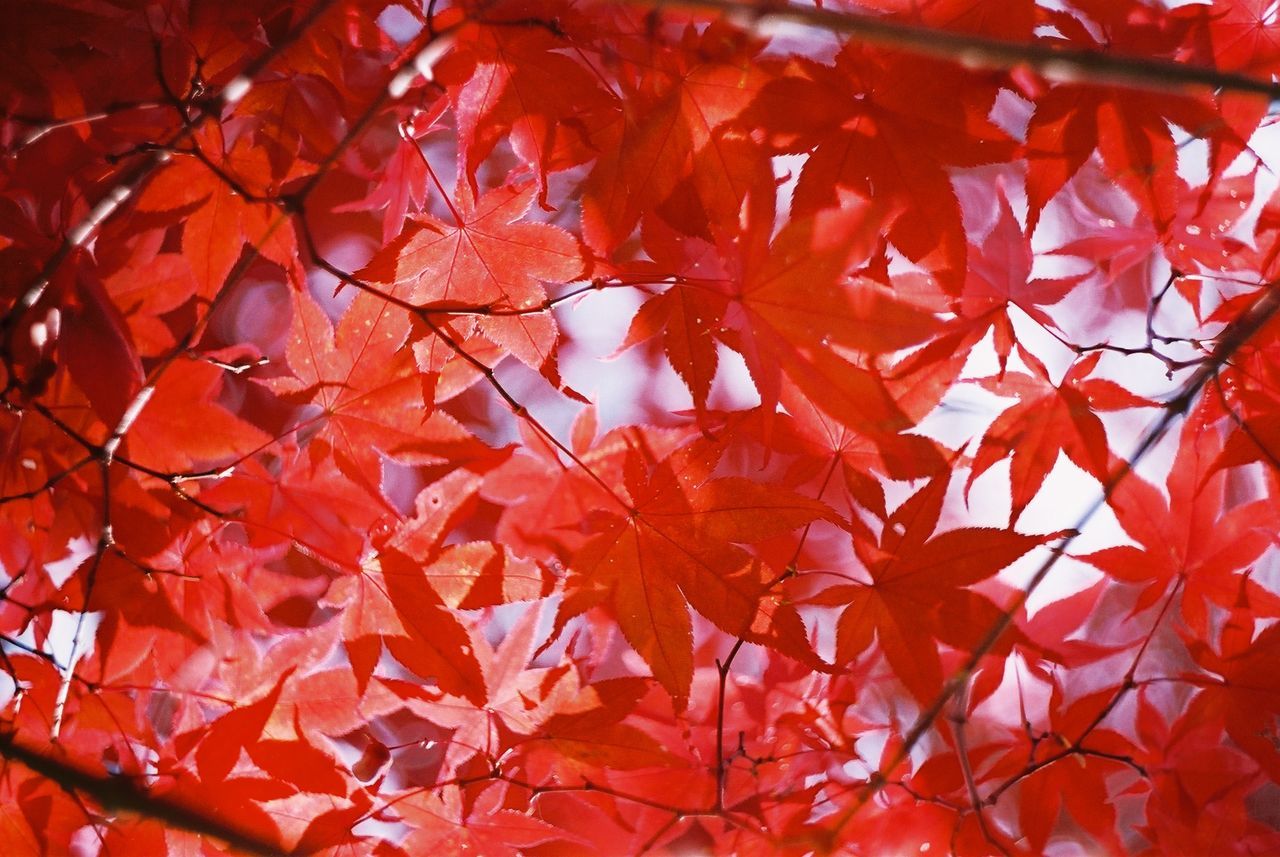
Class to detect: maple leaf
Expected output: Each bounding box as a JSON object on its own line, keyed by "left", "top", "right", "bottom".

{"left": 1208, "top": 383, "right": 1280, "bottom": 476}
{"left": 624, "top": 203, "right": 942, "bottom": 447}
{"left": 1080, "top": 412, "right": 1279, "bottom": 633}
{"left": 421, "top": 541, "right": 553, "bottom": 609}
{"left": 236, "top": 73, "right": 341, "bottom": 179}
{"left": 616, "top": 226, "right": 733, "bottom": 421}
{"left": 532, "top": 675, "right": 680, "bottom": 772}
{"left": 1182, "top": 597, "right": 1280, "bottom": 784}
{"left": 338, "top": 114, "right": 433, "bottom": 243}
{"left": 1026, "top": 85, "right": 1219, "bottom": 234}
{"left": 125, "top": 358, "right": 271, "bottom": 472}
{"left": 579, "top": 20, "right": 775, "bottom": 252}
{"left": 553, "top": 439, "right": 837, "bottom": 705}
{"left": 946, "top": 187, "right": 1083, "bottom": 374}
{"left": 393, "top": 786, "right": 582, "bottom": 856}
{"left": 205, "top": 443, "right": 382, "bottom": 568}
{"left": 437, "top": 19, "right": 618, "bottom": 201}
{"left": 814, "top": 475, "right": 1056, "bottom": 703}
{"left": 357, "top": 181, "right": 583, "bottom": 375}
{"left": 55, "top": 266, "right": 144, "bottom": 429}
{"left": 483, "top": 410, "right": 689, "bottom": 560}
{"left": 384, "top": 465, "right": 508, "bottom": 573}
{"left": 271, "top": 287, "right": 502, "bottom": 506}
{"left": 1011, "top": 719, "right": 1134, "bottom": 852}
{"left": 1024, "top": 5, "right": 1255, "bottom": 233}
{"left": 135, "top": 126, "right": 303, "bottom": 295}
{"left": 1188, "top": 0, "right": 1280, "bottom": 76}
{"left": 751, "top": 396, "right": 944, "bottom": 522}
{"left": 733, "top": 215, "right": 946, "bottom": 476}
{"left": 423, "top": 602, "right": 552, "bottom": 775}
{"left": 189, "top": 669, "right": 294, "bottom": 786}
{"left": 58, "top": 551, "right": 204, "bottom": 646}
{"left": 323, "top": 548, "right": 486, "bottom": 704}
{"left": 1141, "top": 725, "right": 1278, "bottom": 855}
{"left": 102, "top": 252, "right": 201, "bottom": 354}
{"left": 969, "top": 351, "right": 1152, "bottom": 524}
{"left": 735, "top": 207, "right": 943, "bottom": 367}
{"left": 290, "top": 792, "right": 376, "bottom": 853}
{"left": 747, "top": 45, "right": 1016, "bottom": 291}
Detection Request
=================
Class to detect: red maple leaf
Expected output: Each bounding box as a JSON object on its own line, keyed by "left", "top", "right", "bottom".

{"left": 969, "top": 350, "right": 1152, "bottom": 524}
{"left": 747, "top": 44, "right": 1016, "bottom": 291}
{"left": 553, "top": 437, "right": 836, "bottom": 705}
{"left": 358, "top": 181, "right": 583, "bottom": 375}
{"left": 1080, "top": 411, "right": 1280, "bottom": 632}
{"left": 814, "top": 475, "right": 1057, "bottom": 702}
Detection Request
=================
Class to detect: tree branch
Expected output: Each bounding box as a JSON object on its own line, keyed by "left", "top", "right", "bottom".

{"left": 632, "top": 0, "right": 1280, "bottom": 99}
{"left": 0, "top": 732, "right": 286, "bottom": 856}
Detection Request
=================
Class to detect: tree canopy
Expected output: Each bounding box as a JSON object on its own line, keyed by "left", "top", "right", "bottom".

{"left": 2, "top": 0, "right": 1280, "bottom": 853}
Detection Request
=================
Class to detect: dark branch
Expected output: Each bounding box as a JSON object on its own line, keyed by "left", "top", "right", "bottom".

{"left": 634, "top": 0, "right": 1280, "bottom": 99}
{"left": 0, "top": 732, "right": 286, "bottom": 856}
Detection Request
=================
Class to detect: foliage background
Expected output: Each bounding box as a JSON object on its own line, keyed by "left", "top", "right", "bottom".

{"left": 2, "top": 0, "right": 1280, "bottom": 853}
